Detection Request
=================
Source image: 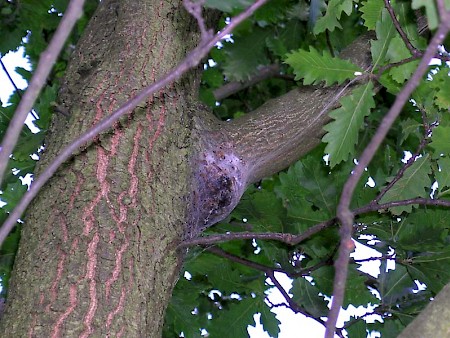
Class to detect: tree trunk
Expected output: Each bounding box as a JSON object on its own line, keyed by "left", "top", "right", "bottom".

{"left": 0, "top": 0, "right": 373, "bottom": 336}
{"left": 0, "top": 1, "right": 205, "bottom": 336}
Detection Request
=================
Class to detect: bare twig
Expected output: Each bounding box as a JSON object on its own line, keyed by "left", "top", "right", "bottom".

{"left": 383, "top": 0, "right": 420, "bottom": 56}
{"left": 267, "top": 270, "right": 324, "bottom": 324}
{"left": 180, "top": 197, "right": 450, "bottom": 248}
{"left": 183, "top": 0, "right": 212, "bottom": 42}
{"left": 0, "top": 0, "right": 86, "bottom": 185}
{"left": 213, "top": 64, "right": 284, "bottom": 100}
{"left": 206, "top": 246, "right": 278, "bottom": 274}
{"left": 0, "top": 0, "right": 270, "bottom": 247}
{"left": 376, "top": 55, "right": 422, "bottom": 78}
{"left": 375, "top": 106, "right": 432, "bottom": 203}
{"left": 352, "top": 254, "right": 396, "bottom": 264}
{"left": 327, "top": 13, "right": 450, "bottom": 338}
{"left": 436, "top": 0, "right": 447, "bottom": 17}
{"left": 0, "top": 59, "right": 39, "bottom": 120}
{"left": 207, "top": 246, "right": 329, "bottom": 329}
{"left": 0, "top": 59, "right": 21, "bottom": 97}
{"left": 180, "top": 217, "right": 336, "bottom": 248}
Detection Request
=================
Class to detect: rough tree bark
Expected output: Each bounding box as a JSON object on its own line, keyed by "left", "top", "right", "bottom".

{"left": 0, "top": 0, "right": 372, "bottom": 337}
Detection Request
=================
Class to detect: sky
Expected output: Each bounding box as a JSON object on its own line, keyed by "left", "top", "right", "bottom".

{"left": 0, "top": 48, "right": 30, "bottom": 106}
{"left": 0, "top": 49, "right": 388, "bottom": 338}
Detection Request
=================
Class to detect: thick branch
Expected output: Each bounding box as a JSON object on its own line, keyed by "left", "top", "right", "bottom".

{"left": 224, "top": 33, "right": 374, "bottom": 184}
{"left": 398, "top": 283, "right": 450, "bottom": 338}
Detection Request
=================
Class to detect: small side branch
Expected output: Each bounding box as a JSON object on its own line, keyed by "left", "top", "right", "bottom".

{"left": 207, "top": 246, "right": 330, "bottom": 332}
{"left": 183, "top": 0, "right": 213, "bottom": 42}
{"left": 213, "top": 64, "right": 287, "bottom": 100}
{"left": 181, "top": 197, "right": 450, "bottom": 248}
{"left": 383, "top": 0, "right": 420, "bottom": 56}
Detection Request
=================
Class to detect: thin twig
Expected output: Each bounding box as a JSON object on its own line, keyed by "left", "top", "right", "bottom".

{"left": 376, "top": 55, "right": 422, "bottom": 78}
{"left": 205, "top": 246, "right": 281, "bottom": 274}
{"left": 327, "top": 14, "right": 450, "bottom": 338}
{"left": 0, "top": 59, "right": 39, "bottom": 121}
{"left": 183, "top": 0, "right": 212, "bottom": 42}
{"left": 375, "top": 105, "right": 432, "bottom": 203}
{"left": 180, "top": 217, "right": 335, "bottom": 248}
{"left": 0, "top": 0, "right": 270, "bottom": 247}
{"left": 0, "top": 0, "right": 86, "bottom": 185}
{"left": 352, "top": 254, "right": 395, "bottom": 264}
{"left": 436, "top": 0, "right": 447, "bottom": 17}
{"left": 180, "top": 197, "right": 450, "bottom": 248}
{"left": 383, "top": 0, "right": 419, "bottom": 56}
{"left": 0, "top": 59, "right": 21, "bottom": 97}
{"left": 213, "top": 64, "right": 284, "bottom": 100}
{"left": 206, "top": 246, "right": 328, "bottom": 328}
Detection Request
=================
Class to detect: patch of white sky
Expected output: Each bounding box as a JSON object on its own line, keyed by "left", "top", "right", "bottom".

{"left": 0, "top": 48, "right": 37, "bottom": 206}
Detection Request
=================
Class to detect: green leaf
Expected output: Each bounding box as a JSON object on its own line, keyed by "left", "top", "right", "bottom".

{"left": 313, "top": 0, "right": 355, "bottom": 34}
{"left": 1, "top": 181, "right": 28, "bottom": 213}
{"left": 275, "top": 158, "right": 331, "bottom": 228}
{"left": 371, "top": 9, "right": 396, "bottom": 70}
{"left": 204, "top": 0, "right": 253, "bottom": 12}
{"left": 346, "top": 319, "right": 368, "bottom": 338}
{"left": 430, "top": 67, "right": 450, "bottom": 110}
{"left": 222, "top": 27, "right": 270, "bottom": 81}
{"left": 322, "top": 82, "right": 375, "bottom": 167}
{"left": 207, "top": 261, "right": 248, "bottom": 294}
{"left": 311, "top": 265, "right": 374, "bottom": 307}
{"left": 202, "top": 67, "right": 224, "bottom": 88}
{"left": 0, "top": 27, "right": 26, "bottom": 55}
{"left": 399, "top": 118, "right": 422, "bottom": 144}
{"left": 208, "top": 298, "right": 258, "bottom": 337}
{"left": 370, "top": 319, "right": 406, "bottom": 338}
{"left": 360, "top": 0, "right": 384, "bottom": 30}
{"left": 394, "top": 209, "right": 449, "bottom": 251}
{"left": 412, "top": 0, "right": 438, "bottom": 30}
{"left": 0, "top": 224, "right": 21, "bottom": 296}
{"left": 34, "top": 84, "right": 58, "bottom": 130}
{"left": 345, "top": 267, "right": 377, "bottom": 306}
{"left": 436, "top": 157, "right": 450, "bottom": 197}
{"left": 379, "top": 155, "right": 432, "bottom": 215}
{"left": 258, "top": 301, "right": 281, "bottom": 337}
{"left": 266, "top": 20, "right": 304, "bottom": 58}
{"left": 233, "top": 189, "right": 287, "bottom": 233}
{"left": 285, "top": 46, "right": 361, "bottom": 86}
{"left": 386, "top": 36, "right": 418, "bottom": 83}
{"left": 164, "top": 277, "right": 202, "bottom": 338}
{"left": 378, "top": 262, "right": 416, "bottom": 306}
{"left": 430, "top": 125, "right": 450, "bottom": 157}
{"left": 14, "top": 132, "right": 44, "bottom": 161}
{"left": 253, "top": 0, "right": 290, "bottom": 23}
{"left": 291, "top": 278, "right": 329, "bottom": 317}
{"left": 408, "top": 248, "right": 450, "bottom": 293}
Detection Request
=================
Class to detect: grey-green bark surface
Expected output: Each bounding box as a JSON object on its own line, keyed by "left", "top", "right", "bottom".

{"left": 399, "top": 283, "right": 450, "bottom": 337}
